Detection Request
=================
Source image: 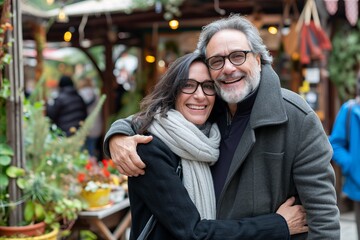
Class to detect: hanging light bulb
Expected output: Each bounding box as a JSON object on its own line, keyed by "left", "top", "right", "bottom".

{"left": 57, "top": 7, "right": 69, "bottom": 23}
{"left": 145, "top": 55, "right": 156, "bottom": 63}
{"left": 268, "top": 26, "right": 278, "bottom": 35}
{"left": 169, "top": 19, "right": 179, "bottom": 30}
{"left": 64, "top": 31, "right": 72, "bottom": 42}
{"left": 46, "top": 0, "right": 54, "bottom": 5}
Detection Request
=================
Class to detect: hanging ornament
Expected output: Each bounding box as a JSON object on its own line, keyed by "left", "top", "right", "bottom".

{"left": 323, "top": 0, "right": 339, "bottom": 15}
{"left": 344, "top": 0, "right": 359, "bottom": 26}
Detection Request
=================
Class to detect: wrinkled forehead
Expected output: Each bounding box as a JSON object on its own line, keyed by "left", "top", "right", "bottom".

{"left": 205, "top": 29, "right": 250, "bottom": 57}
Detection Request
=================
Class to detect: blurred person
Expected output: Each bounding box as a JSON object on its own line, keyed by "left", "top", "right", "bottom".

{"left": 46, "top": 75, "right": 87, "bottom": 137}
{"left": 330, "top": 72, "right": 360, "bottom": 239}
{"left": 104, "top": 14, "right": 339, "bottom": 239}
{"left": 78, "top": 77, "right": 103, "bottom": 160}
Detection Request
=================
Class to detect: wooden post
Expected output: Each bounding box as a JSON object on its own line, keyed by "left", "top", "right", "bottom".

{"left": 7, "top": 0, "right": 25, "bottom": 226}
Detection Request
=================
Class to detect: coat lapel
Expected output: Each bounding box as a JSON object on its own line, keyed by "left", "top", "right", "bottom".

{"left": 224, "top": 64, "right": 288, "bottom": 185}
{"left": 225, "top": 123, "right": 255, "bottom": 182}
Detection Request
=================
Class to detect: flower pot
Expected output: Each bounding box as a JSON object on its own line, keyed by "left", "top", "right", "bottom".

{"left": 0, "top": 227, "right": 58, "bottom": 240}
{"left": 0, "top": 221, "right": 46, "bottom": 237}
{"left": 110, "top": 186, "right": 125, "bottom": 203}
{"left": 81, "top": 188, "right": 111, "bottom": 209}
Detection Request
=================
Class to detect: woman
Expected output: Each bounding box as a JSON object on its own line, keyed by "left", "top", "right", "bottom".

{"left": 128, "top": 53, "right": 307, "bottom": 239}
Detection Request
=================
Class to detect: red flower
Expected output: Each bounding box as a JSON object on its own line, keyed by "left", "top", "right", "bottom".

{"left": 102, "top": 159, "right": 108, "bottom": 167}
{"left": 77, "top": 173, "right": 86, "bottom": 183}
{"left": 102, "top": 168, "right": 111, "bottom": 178}
{"left": 85, "top": 162, "right": 92, "bottom": 170}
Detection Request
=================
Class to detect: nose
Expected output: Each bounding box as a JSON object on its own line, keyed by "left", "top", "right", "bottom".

{"left": 193, "top": 84, "right": 206, "bottom": 99}
{"left": 222, "top": 58, "right": 237, "bottom": 74}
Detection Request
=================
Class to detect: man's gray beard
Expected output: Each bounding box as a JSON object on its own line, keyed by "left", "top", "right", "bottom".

{"left": 218, "top": 68, "right": 261, "bottom": 104}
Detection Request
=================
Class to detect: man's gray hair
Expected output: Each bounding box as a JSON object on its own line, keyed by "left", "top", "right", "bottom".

{"left": 196, "top": 14, "right": 273, "bottom": 65}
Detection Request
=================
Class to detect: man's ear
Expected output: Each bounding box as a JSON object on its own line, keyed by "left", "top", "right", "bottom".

{"left": 256, "top": 54, "right": 261, "bottom": 70}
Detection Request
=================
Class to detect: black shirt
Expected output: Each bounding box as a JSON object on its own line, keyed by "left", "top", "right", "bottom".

{"left": 211, "top": 88, "right": 258, "bottom": 200}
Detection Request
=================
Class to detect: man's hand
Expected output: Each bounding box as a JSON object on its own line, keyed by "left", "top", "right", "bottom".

{"left": 109, "top": 134, "right": 153, "bottom": 176}
{"left": 276, "top": 197, "right": 308, "bottom": 235}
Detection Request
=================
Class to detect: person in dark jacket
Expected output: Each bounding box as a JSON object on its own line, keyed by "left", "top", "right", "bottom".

{"left": 46, "top": 75, "right": 87, "bottom": 136}
{"left": 121, "top": 52, "right": 307, "bottom": 240}
{"left": 104, "top": 14, "right": 339, "bottom": 240}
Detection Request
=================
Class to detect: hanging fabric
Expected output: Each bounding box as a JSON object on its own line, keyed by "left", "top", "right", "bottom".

{"left": 344, "top": 0, "right": 359, "bottom": 26}
{"left": 282, "top": 0, "right": 300, "bottom": 56}
{"left": 296, "top": 0, "right": 332, "bottom": 64}
{"left": 324, "top": 0, "right": 339, "bottom": 15}
{"left": 324, "top": 0, "right": 359, "bottom": 26}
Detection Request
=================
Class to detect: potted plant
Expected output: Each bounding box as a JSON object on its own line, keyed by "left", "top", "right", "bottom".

{"left": 0, "top": 77, "right": 107, "bottom": 238}
{"left": 0, "top": 160, "right": 78, "bottom": 238}
{"left": 77, "top": 158, "right": 126, "bottom": 209}
{"left": 77, "top": 159, "right": 113, "bottom": 209}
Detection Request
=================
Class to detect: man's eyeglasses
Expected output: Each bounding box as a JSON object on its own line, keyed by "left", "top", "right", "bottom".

{"left": 206, "top": 50, "right": 252, "bottom": 70}
{"left": 181, "top": 79, "right": 216, "bottom": 96}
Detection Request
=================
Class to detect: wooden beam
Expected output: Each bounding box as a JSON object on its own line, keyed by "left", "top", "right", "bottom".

{"left": 8, "top": 0, "right": 25, "bottom": 226}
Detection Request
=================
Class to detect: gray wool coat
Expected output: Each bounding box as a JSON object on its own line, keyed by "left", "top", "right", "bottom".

{"left": 104, "top": 64, "right": 340, "bottom": 240}
{"left": 213, "top": 64, "right": 340, "bottom": 239}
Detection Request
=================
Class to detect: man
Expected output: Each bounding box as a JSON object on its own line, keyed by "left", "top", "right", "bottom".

{"left": 104, "top": 14, "right": 340, "bottom": 239}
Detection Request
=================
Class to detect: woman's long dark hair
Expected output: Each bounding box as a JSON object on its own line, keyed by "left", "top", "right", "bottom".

{"left": 132, "top": 52, "right": 208, "bottom": 134}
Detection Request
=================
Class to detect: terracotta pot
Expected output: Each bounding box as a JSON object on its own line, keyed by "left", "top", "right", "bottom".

{"left": 0, "top": 227, "right": 58, "bottom": 240}
{"left": 81, "top": 188, "right": 111, "bottom": 209}
{"left": 0, "top": 221, "right": 45, "bottom": 237}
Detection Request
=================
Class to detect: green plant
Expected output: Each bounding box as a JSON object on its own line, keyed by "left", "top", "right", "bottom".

{"left": 329, "top": 20, "right": 360, "bottom": 101}
{"left": 0, "top": 76, "right": 107, "bottom": 237}
{"left": 0, "top": 143, "right": 15, "bottom": 226}
{"left": 0, "top": 71, "right": 14, "bottom": 227}
{"left": 128, "top": 0, "right": 184, "bottom": 20}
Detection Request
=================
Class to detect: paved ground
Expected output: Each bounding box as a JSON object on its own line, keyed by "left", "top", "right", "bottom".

{"left": 341, "top": 211, "right": 358, "bottom": 240}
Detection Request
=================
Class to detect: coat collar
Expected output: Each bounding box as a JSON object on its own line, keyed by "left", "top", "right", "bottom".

{"left": 249, "top": 64, "right": 288, "bottom": 129}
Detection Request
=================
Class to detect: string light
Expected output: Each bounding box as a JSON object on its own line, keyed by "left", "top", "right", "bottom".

{"left": 169, "top": 19, "right": 179, "bottom": 30}
{"left": 64, "top": 31, "right": 72, "bottom": 42}
{"left": 145, "top": 55, "right": 156, "bottom": 63}
{"left": 268, "top": 26, "right": 278, "bottom": 35}
{"left": 57, "top": 7, "right": 69, "bottom": 23}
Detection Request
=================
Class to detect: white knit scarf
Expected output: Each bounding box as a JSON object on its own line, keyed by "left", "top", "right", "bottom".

{"left": 148, "top": 109, "right": 220, "bottom": 219}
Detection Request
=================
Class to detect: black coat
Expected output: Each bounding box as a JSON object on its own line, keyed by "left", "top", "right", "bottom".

{"left": 128, "top": 135, "right": 290, "bottom": 240}
{"left": 46, "top": 86, "right": 88, "bottom": 136}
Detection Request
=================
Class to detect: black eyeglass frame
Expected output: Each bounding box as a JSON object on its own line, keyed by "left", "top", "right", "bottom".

{"left": 206, "top": 50, "right": 253, "bottom": 70}
{"left": 180, "top": 79, "right": 216, "bottom": 96}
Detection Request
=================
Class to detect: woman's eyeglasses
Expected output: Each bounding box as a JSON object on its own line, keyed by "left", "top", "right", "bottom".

{"left": 181, "top": 79, "right": 216, "bottom": 96}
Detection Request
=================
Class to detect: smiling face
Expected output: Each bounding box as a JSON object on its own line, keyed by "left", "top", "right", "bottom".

{"left": 175, "top": 61, "right": 215, "bottom": 125}
{"left": 206, "top": 29, "right": 262, "bottom": 104}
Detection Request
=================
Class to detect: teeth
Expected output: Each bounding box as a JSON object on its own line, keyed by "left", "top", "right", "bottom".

{"left": 188, "top": 105, "right": 206, "bottom": 110}
{"left": 223, "top": 77, "right": 243, "bottom": 84}
{"left": 224, "top": 79, "right": 239, "bottom": 84}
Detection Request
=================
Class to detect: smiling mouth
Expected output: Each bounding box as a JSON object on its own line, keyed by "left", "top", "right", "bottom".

{"left": 187, "top": 104, "right": 206, "bottom": 110}
{"left": 222, "top": 76, "right": 244, "bottom": 85}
